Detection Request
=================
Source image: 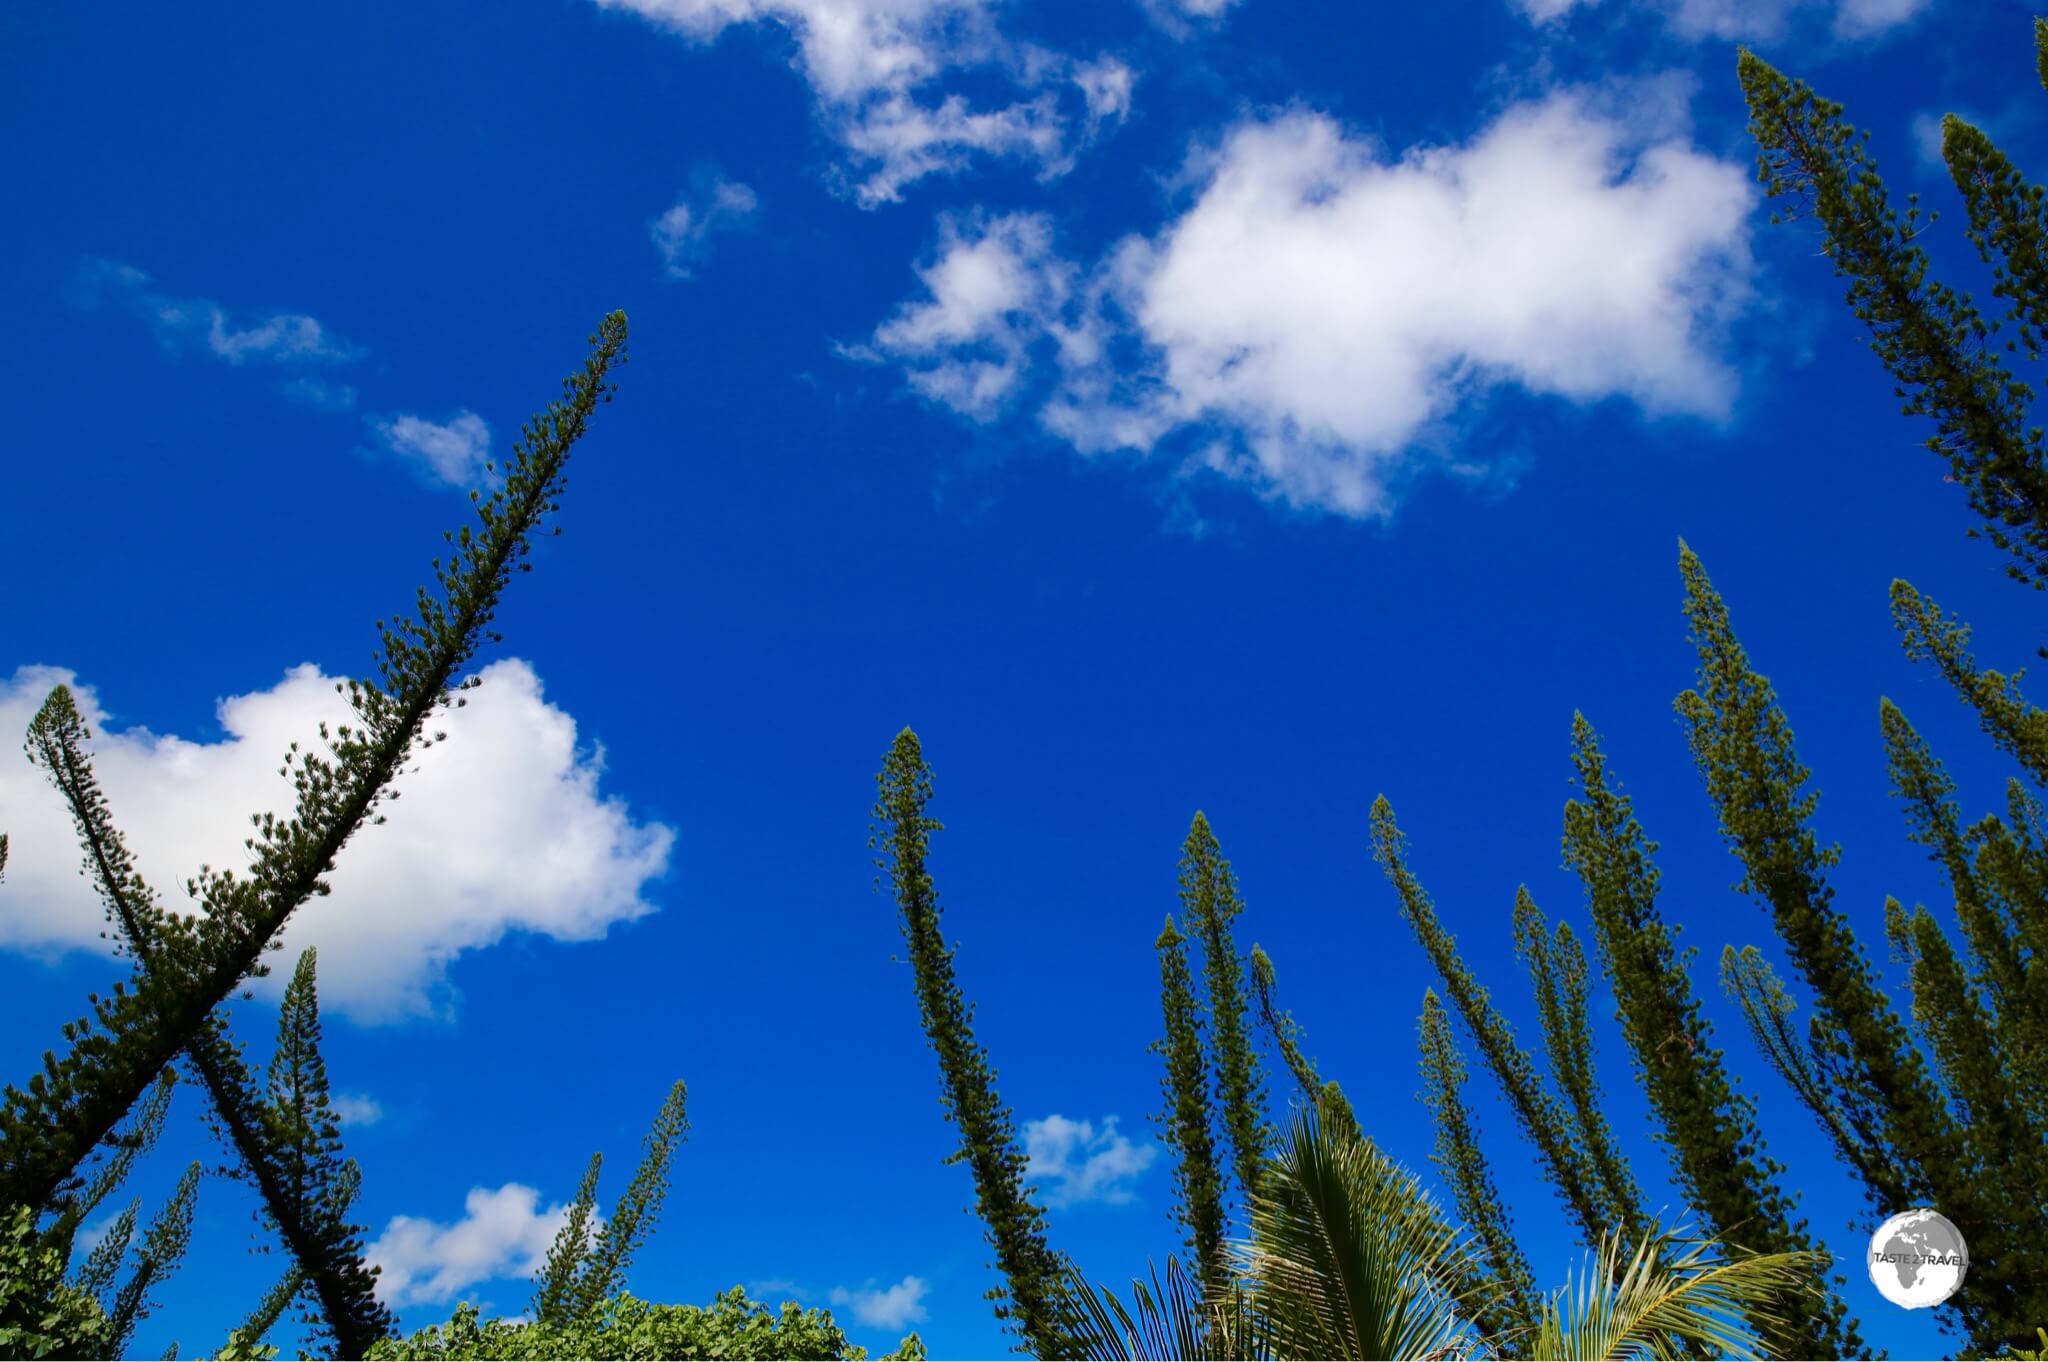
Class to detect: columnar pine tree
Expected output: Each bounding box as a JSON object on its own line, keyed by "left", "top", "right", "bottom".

{"left": 532, "top": 1154, "right": 603, "bottom": 1326}
{"left": 1880, "top": 698, "right": 2048, "bottom": 1122}
{"left": 1889, "top": 581, "right": 2048, "bottom": 783}
{"left": 1738, "top": 48, "right": 2048, "bottom": 587}
{"left": 1177, "top": 814, "right": 1270, "bottom": 1211}
{"left": 1415, "top": 990, "right": 1537, "bottom": 1345}
{"left": 0, "top": 313, "right": 629, "bottom": 1228}
{"left": 1508, "top": 889, "right": 1642, "bottom": 1235}
{"left": 103, "top": 1160, "right": 199, "bottom": 1359}
{"left": 1367, "top": 797, "right": 1610, "bottom": 1244}
{"left": 1246, "top": 945, "right": 1362, "bottom": 1143}
{"left": 1562, "top": 714, "right": 1861, "bottom": 1359}
{"left": 1677, "top": 540, "right": 2044, "bottom": 1344}
{"left": 24, "top": 683, "right": 393, "bottom": 1355}
{"left": 872, "top": 729, "right": 1069, "bottom": 1356}
{"left": 1152, "top": 916, "right": 1227, "bottom": 1298}
{"left": 568, "top": 1080, "right": 689, "bottom": 1319}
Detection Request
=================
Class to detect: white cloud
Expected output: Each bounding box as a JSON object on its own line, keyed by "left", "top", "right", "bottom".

{"left": 332, "top": 1093, "right": 385, "bottom": 1127}
{"left": 863, "top": 212, "right": 1072, "bottom": 419}
{"left": 77, "top": 258, "right": 359, "bottom": 367}
{"left": 867, "top": 84, "right": 1754, "bottom": 517}
{"left": 651, "top": 177, "right": 760, "bottom": 278}
{"left": 829, "top": 1275, "right": 930, "bottom": 1330}
{"left": 368, "top": 1184, "right": 569, "bottom": 1307}
{"left": 374, "top": 411, "right": 493, "bottom": 487}
{"left": 0, "top": 660, "right": 673, "bottom": 1022}
{"left": 1023, "top": 1114, "right": 1156, "bottom": 1208}
{"left": 1516, "top": 0, "right": 1929, "bottom": 38}
{"left": 589, "top": 0, "right": 1127, "bottom": 203}
{"left": 281, "top": 376, "right": 361, "bottom": 411}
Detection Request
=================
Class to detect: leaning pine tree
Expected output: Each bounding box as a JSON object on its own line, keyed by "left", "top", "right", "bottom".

{"left": 0, "top": 312, "right": 630, "bottom": 1257}
{"left": 1561, "top": 712, "right": 1862, "bottom": 1359}
{"left": 1677, "top": 541, "right": 2048, "bottom": 1346}
{"left": 873, "top": 729, "right": 1069, "bottom": 1357}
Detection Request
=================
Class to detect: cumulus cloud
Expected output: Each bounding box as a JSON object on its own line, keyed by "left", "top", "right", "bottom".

{"left": 374, "top": 411, "right": 494, "bottom": 487}
{"left": 333, "top": 1093, "right": 386, "bottom": 1127}
{"left": 75, "top": 258, "right": 359, "bottom": 369}
{"left": 589, "top": 0, "right": 1128, "bottom": 203}
{"left": 1024, "top": 1115, "right": 1155, "bottom": 1208}
{"left": 830, "top": 1276, "right": 930, "bottom": 1330}
{"left": 0, "top": 660, "right": 673, "bottom": 1021}
{"left": 651, "top": 176, "right": 760, "bottom": 278}
{"left": 368, "top": 1184, "right": 570, "bottom": 1307}
{"left": 1513, "top": 0, "right": 1929, "bottom": 38}
{"left": 866, "top": 84, "right": 1754, "bottom": 517}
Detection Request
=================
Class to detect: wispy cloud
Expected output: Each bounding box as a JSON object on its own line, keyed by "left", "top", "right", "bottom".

{"left": 77, "top": 258, "right": 359, "bottom": 368}
{"left": 829, "top": 1275, "right": 930, "bottom": 1330}
{"left": 591, "top": 0, "right": 1129, "bottom": 204}
{"left": 373, "top": 411, "right": 494, "bottom": 487}
{"left": 1508, "top": 0, "right": 1930, "bottom": 39}
{"left": 651, "top": 176, "right": 760, "bottom": 279}
{"left": 332, "top": 1093, "right": 385, "bottom": 1127}
{"left": 1024, "top": 1114, "right": 1156, "bottom": 1208}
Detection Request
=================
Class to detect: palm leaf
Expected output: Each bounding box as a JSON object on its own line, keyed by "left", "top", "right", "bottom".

{"left": 1527, "top": 1223, "right": 1821, "bottom": 1360}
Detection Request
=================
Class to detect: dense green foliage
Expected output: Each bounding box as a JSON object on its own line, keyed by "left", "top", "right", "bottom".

{"left": 872, "top": 729, "right": 1070, "bottom": 1357}
{"left": 1738, "top": 49, "right": 2048, "bottom": 588}
{"left": 1414, "top": 990, "right": 1536, "bottom": 1342}
{"left": 368, "top": 1289, "right": 927, "bottom": 1361}
{"left": 1150, "top": 916, "right": 1226, "bottom": 1296}
{"left": 1562, "top": 715, "right": 1859, "bottom": 1359}
{"left": 0, "top": 1204, "right": 110, "bottom": 1359}
{"left": 1176, "top": 816, "right": 1270, "bottom": 1213}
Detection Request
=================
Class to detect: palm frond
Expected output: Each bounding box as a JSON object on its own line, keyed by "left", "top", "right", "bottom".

{"left": 1527, "top": 1222, "right": 1822, "bottom": 1361}
{"left": 1241, "top": 1107, "right": 1478, "bottom": 1362}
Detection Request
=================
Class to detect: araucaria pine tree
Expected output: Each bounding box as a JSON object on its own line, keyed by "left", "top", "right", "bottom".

{"left": 1415, "top": 990, "right": 1537, "bottom": 1344}
{"left": 24, "top": 682, "right": 393, "bottom": 1354}
{"left": 1562, "top": 713, "right": 1862, "bottom": 1359}
{"left": 1368, "top": 798, "right": 1615, "bottom": 1244}
{"left": 1151, "top": 915, "right": 1227, "bottom": 1297}
{"left": 873, "top": 729, "right": 1069, "bottom": 1356}
{"left": 1738, "top": 45, "right": 2048, "bottom": 588}
{"left": 0, "top": 314, "right": 628, "bottom": 1249}
{"left": 1176, "top": 814, "right": 1270, "bottom": 1212}
{"left": 1508, "top": 888, "right": 1642, "bottom": 1237}
{"left": 1246, "top": 945, "right": 1361, "bottom": 1142}
{"left": 1677, "top": 540, "right": 2047, "bottom": 1346}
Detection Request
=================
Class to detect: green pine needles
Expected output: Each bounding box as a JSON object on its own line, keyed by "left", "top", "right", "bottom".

{"left": 1176, "top": 815, "right": 1271, "bottom": 1214}
{"left": 1738, "top": 48, "right": 2048, "bottom": 588}
{"left": 872, "top": 729, "right": 1070, "bottom": 1357}
{"left": 1563, "top": 714, "right": 1860, "bottom": 1359}
{"left": 1152, "top": 916, "right": 1227, "bottom": 1298}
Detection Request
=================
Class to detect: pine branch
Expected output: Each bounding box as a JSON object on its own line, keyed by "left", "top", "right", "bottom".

{"left": 106, "top": 1160, "right": 199, "bottom": 1358}
{"left": 1890, "top": 579, "right": 2048, "bottom": 786}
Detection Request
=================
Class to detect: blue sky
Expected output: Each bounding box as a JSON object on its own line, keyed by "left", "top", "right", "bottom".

{"left": 1, "top": 0, "right": 2041, "bottom": 1355}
